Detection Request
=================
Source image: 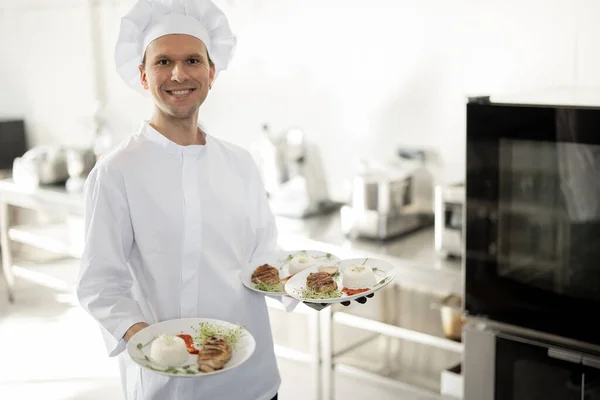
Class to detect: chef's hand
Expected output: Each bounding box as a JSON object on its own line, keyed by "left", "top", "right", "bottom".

{"left": 303, "top": 293, "right": 375, "bottom": 311}
{"left": 340, "top": 293, "right": 374, "bottom": 307}
{"left": 123, "top": 322, "right": 149, "bottom": 341}
{"left": 302, "top": 302, "right": 331, "bottom": 311}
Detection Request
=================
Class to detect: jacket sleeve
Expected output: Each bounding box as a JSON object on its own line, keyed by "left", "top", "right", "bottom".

{"left": 76, "top": 164, "right": 146, "bottom": 357}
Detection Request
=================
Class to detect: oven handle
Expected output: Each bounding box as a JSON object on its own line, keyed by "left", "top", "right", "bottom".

{"left": 497, "top": 331, "right": 586, "bottom": 365}
{"left": 548, "top": 348, "right": 582, "bottom": 364}
{"left": 583, "top": 356, "right": 600, "bottom": 370}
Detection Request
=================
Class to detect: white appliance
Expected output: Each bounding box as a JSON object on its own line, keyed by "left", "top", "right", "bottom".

{"left": 341, "top": 151, "right": 435, "bottom": 240}
{"left": 252, "top": 124, "right": 334, "bottom": 218}
{"left": 435, "top": 182, "right": 464, "bottom": 258}
{"left": 12, "top": 146, "right": 70, "bottom": 188}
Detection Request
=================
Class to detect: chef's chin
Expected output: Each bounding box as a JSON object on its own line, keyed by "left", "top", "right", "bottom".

{"left": 157, "top": 102, "right": 200, "bottom": 120}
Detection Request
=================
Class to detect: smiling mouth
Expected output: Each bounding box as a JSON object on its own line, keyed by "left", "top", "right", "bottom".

{"left": 165, "top": 89, "right": 196, "bottom": 97}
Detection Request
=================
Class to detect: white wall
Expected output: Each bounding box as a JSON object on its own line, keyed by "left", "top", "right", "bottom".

{"left": 0, "top": 0, "right": 597, "bottom": 199}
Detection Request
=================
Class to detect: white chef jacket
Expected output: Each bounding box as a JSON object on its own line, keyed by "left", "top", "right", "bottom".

{"left": 77, "top": 121, "right": 281, "bottom": 400}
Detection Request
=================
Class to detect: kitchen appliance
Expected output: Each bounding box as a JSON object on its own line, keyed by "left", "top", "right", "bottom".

{"left": 464, "top": 321, "right": 600, "bottom": 400}
{"left": 431, "top": 293, "right": 465, "bottom": 341}
{"left": 12, "top": 146, "right": 69, "bottom": 188}
{"left": 65, "top": 147, "right": 96, "bottom": 192}
{"left": 439, "top": 294, "right": 465, "bottom": 341}
{"left": 252, "top": 124, "right": 335, "bottom": 218}
{"left": 465, "top": 89, "right": 600, "bottom": 347}
{"left": 340, "top": 150, "right": 434, "bottom": 240}
{"left": 435, "top": 182, "right": 464, "bottom": 258}
{"left": 0, "top": 119, "right": 27, "bottom": 171}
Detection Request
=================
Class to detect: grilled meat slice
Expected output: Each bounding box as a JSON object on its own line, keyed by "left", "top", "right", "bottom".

{"left": 306, "top": 272, "right": 338, "bottom": 293}
{"left": 318, "top": 266, "right": 338, "bottom": 276}
{"left": 251, "top": 264, "right": 280, "bottom": 285}
{"left": 197, "top": 336, "right": 233, "bottom": 373}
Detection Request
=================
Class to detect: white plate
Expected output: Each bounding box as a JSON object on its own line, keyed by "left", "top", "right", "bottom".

{"left": 240, "top": 250, "right": 340, "bottom": 295}
{"left": 126, "top": 318, "right": 256, "bottom": 377}
{"left": 284, "top": 257, "right": 397, "bottom": 304}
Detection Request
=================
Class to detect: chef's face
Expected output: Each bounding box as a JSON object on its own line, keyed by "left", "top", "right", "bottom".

{"left": 139, "top": 34, "right": 215, "bottom": 120}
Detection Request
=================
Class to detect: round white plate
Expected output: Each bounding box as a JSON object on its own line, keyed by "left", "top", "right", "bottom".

{"left": 126, "top": 318, "right": 255, "bottom": 377}
{"left": 240, "top": 250, "right": 340, "bottom": 295}
{"left": 284, "top": 257, "right": 397, "bottom": 304}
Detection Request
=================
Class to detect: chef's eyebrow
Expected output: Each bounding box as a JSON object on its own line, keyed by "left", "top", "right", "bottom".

{"left": 153, "top": 53, "right": 206, "bottom": 60}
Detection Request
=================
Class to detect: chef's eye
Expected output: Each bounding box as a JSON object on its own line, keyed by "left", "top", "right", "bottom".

{"left": 157, "top": 59, "right": 170, "bottom": 66}
{"left": 188, "top": 58, "right": 200, "bottom": 65}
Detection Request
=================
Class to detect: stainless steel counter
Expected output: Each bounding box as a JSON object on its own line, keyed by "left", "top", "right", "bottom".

{"left": 275, "top": 210, "right": 463, "bottom": 295}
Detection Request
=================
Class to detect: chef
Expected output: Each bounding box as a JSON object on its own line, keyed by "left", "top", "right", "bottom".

{"left": 76, "top": 0, "right": 370, "bottom": 399}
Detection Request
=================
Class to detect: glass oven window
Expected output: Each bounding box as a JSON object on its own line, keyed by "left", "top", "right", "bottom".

{"left": 497, "top": 138, "right": 600, "bottom": 303}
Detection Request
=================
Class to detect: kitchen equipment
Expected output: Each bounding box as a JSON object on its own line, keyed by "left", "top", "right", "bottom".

{"left": 435, "top": 182, "right": 464, "bottom": 258}
{"left": 465, "top": 89, "right": 600, "bottom": 347}
{"left": 12, "top": 146, "right": 69, "bottom": 188}
{"left": 441, "top": 294, "right": 464, "bottom": 340}
{"left": 66, "top": 147, "right": 96, "bottom": 192}
{"left": 464, "top": 321, "right": 600, "bottom": 400}
{"left": 441, "top": 363, "right": 463, "bottom": 399}
{"left": 341, "top": 150, "right": 434, "bottom": 240}
{"left": 0, "top": 119, "right": 27, "bottom": 171}
{"left": 431, "top": 293, "right": 465, "bottom": 341}
{"left": 252, "top": 124, "right": 334, "bottom": 218}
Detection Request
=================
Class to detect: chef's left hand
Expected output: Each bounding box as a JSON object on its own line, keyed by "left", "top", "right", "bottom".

{"left": 303, "top": 293, "right": 374, "bottom": 311}
{"left": 340, "top": 293, "right": 374, "bottom": 307}
{"left": 302, "top": 302, "right": 330, "bottom": 311}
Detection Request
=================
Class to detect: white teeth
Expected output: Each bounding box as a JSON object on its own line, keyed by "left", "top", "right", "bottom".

{"left": 171, "top": 90, "right": 191, "bottom": 95}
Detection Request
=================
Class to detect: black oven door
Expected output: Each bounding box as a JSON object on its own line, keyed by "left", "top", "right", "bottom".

{"left": 495, "top": 333, "right": 582, "bottom": 400}
{"left": 583, "top": 356, "right": 600, "bottom": 400}
{"left": 466, "top": 103, "right": 600, "bottom": 346}
{"left": 464, "top": 325, "right": 591, "bottom": 400}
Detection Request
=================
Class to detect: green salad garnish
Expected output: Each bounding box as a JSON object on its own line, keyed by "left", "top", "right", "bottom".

{"left": 254, "top": 281, "right": 284, "bottom": 292}
{"left": 300, "top": 287, "right": 342, "bottom": 299}
{"left": 194, "top": 322, "right": 245, "bottom": 349}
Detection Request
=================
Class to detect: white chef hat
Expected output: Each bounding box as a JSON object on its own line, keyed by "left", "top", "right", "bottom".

{"left": 115, "top": 0, "right": 236, "bottom": 95}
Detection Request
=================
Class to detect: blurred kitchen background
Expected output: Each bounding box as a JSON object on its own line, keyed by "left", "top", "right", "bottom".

{"left": 2, "top": 0, "right": 600, "bottom": 399}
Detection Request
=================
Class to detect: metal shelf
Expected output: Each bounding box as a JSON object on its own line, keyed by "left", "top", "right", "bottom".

{"left": 333, "top": 311, "right": 464, "bottom": 353}
{"left": 8, "top": 223, "right": 82, "bottom": 259}
{"left": 335, "top": 363, "right": 443, "bottom": 399}
{"left": 319, "top": 283, "right": 465, "bottom": 400}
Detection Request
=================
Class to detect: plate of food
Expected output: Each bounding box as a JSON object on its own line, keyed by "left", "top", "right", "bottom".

{"left": 240, "top": 250, "right": 340, "bottom": 295}
{"left": 284, "top": 257, "right": 397, "bottom": 304}
{"left": 126, "top": 318, "right": 255, "bottom": 377}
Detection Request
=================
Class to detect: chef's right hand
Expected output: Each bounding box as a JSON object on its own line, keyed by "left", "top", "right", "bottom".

{"left": 123, "top": 322, "right": 149, "bottom": 341}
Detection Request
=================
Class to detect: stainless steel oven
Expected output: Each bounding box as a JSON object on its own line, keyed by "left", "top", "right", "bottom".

{"left": 466, "top": 93, "right": 600, "bottom": 347}
{"left": 465, "top": 322, "right": 600, "bottom": 400}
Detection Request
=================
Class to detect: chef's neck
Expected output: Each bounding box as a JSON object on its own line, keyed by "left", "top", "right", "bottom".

{"left": 148, "top": 109, "right": 205, "bottom": 146}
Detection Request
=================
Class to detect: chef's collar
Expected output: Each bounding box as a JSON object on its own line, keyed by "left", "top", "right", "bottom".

{"left": 137, "top": 121, "right": 207, "bottom": 157}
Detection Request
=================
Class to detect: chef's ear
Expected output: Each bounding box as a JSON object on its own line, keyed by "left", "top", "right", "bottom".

{"left": 208, "top": 61, "right": 215, "bottom": 90}
{"left": 139, "top": 64, "right": 149, "bottom": 90}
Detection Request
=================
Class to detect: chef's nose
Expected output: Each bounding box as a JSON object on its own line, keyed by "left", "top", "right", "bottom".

{"left": 171, "top": 62, "right": 189, "bottom": 83}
